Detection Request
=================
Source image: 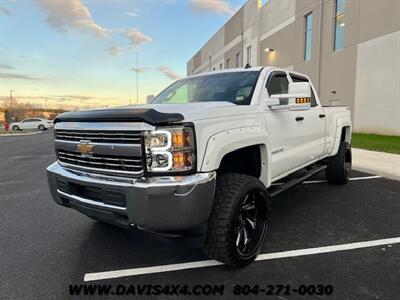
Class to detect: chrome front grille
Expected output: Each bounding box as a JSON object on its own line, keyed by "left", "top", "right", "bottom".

{"left": 55, "top": 130, "right": 141, "bottom": 144}
{"left": 57, "top": 150, "right": 143, "bottom": 174}
{"left": 54, "top": 128, "right": 144, "bottom": 177}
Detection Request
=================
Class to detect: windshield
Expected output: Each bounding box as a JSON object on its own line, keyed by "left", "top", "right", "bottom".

{"left": 151, "top": 71, "right": 260, "bottom": 105}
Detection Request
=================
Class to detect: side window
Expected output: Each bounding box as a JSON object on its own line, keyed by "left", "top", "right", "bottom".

{"left": 23, "top": 119, "right": 32, "bottom": 123}
{"left": 289, "top": 74, "right": 318, "bottom": 107}
{"left": 266, "top": 72, "right": 289, "bottom": 105}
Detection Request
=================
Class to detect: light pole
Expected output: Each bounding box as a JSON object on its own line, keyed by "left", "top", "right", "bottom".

{"left": 136, "top": 50, "right": 139, "bottom": 104}
{"left": 10, "top": 90, "right": 14, "bottom": 109}
{"left": 10, "top": 90, "right": 14, "bottom": 120}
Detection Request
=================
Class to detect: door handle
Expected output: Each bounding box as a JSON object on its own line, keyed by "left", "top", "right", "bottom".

{"left": 319, "top": 114, "right": 326, "bottom": 118}
{"left": 295, "top": 116, "right": 304, "bottom": 121}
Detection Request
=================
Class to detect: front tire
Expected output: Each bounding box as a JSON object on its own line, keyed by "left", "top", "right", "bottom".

{"left": 38, "top": 125, "right": 45, "bottom": 131}
{"left": 326, "top": 141, "right": 352, "bottom": 184}
{"left": 203, "top": 173, "right": 270, "bottom": 267}
{"left": 12, "top": 125, "right": 20, "bottom": 131}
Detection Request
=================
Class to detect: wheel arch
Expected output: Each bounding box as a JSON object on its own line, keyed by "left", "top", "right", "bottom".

{"left": 331, "top": 120, "right": 352, "bottom": 156}
{"left": 200, "top": 127, "right": 271, "bottom": 187}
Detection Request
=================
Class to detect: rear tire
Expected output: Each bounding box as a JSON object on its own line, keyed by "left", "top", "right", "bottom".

{"left": 326, "top": 141, "right": 352, "bottom": 184}
{"left": 203, "top": 173, "right": 270, "bottom": 268}
{"left": 12, "top": 125, "right": 19, "bottom": 131}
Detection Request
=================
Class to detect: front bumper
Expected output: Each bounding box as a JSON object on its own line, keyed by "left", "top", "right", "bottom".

{"left": 47, "top": 162, "right": 216, "bottom": 232}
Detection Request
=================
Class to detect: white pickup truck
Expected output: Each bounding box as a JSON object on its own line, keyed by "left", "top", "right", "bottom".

{"left": 47, "top": 67, "right": 352, "bottom": 267}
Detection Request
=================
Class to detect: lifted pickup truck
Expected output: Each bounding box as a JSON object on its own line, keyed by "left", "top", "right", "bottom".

{"left": 47, "top": 67, "right": 352, "bottom": 267}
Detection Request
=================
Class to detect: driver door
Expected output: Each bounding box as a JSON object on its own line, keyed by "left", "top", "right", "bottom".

{"left": 263, "top": 71, "right": 306, "bottom": 179}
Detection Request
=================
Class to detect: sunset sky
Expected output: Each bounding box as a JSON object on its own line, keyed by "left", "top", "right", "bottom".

{"left": 0, "top": 0, "right": 245, "bottom": 110}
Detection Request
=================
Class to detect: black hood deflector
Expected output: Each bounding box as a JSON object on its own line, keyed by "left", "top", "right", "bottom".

{"left": 54, "top": 108, "right": 184, "bottom": 125}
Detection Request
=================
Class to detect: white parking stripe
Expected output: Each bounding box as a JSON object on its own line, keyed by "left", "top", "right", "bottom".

{"left": 272, "top": 175, "right": 382, "bottom": 186}
{"left": 84, "top": 236, "right": 399, "bottom": 282}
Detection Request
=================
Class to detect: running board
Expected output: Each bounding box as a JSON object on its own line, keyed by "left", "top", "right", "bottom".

{"left": 269, "top": 165, "right": 327, "bottom": 198}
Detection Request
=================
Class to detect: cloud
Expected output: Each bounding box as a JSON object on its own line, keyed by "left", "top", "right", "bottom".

{"left": 0, "top": 64, "right": 14, "bottom": 69}
{"left": 47, "top": 95, "right": 96, "bottom": 100}
{"left": 0, "top": 72, "right": 45, "bottom": 81}
{"left": 157, "top": 66, "right": 180, "bottom": 80}
{"left": 125, "top": 28, "right": 152, "bottom": 46}
{"left": 36, "top": 0, "right": 108, "bottom": 37}
{"left": 125, "top": 8, "right": 140, "bottom": 18}
{"left": 131, "top": 67, "right": 150, "bottom": 73}
{"left": 190, "top": 0, "right": 235, "bottom": 15}
{"left": 129, "top": 66, "right": 180, "bottom": 80}
{"left": 107, "top": 45, "right": 122, "bottom": 56}
{"left": 0, "top": 7, "right": 12, "bottom": 16}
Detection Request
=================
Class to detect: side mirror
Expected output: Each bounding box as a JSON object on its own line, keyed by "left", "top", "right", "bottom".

{"left": 265, "top": 82, "right": 312, "bottom": 111}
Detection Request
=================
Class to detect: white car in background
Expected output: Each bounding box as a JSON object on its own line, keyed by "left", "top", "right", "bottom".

{"left": 10, "top": 118, "right": 54, "bottom": 131}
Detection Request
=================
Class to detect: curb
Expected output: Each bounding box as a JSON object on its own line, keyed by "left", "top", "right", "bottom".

{"left": 353, "top": 166, "right": 400, "bottom": 181}
{"left": 352, "top": 148, "right": 400, "bottom": 181}
{"left": 0, "top": 131, "right": 43, "bottom": 137}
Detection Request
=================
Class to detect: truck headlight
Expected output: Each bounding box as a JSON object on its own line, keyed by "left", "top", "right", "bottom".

{"left": 144, "top": 125, "right": 196, "bottom": 174}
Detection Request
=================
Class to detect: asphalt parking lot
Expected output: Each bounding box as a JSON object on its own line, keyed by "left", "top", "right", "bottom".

{"left": 1, "top": 131, "right": 399, "bottom": 299}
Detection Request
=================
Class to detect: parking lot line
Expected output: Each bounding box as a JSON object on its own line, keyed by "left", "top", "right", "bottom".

{"left": 84, "top": 236, "right": 400, "bottom": 282}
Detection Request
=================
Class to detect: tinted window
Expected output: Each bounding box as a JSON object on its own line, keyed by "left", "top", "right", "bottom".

{"left": 290, "top": 74, "right": 318, "bottom": 107}
{"left": 266, "top": 72, "right": 289, "bottom": 105}
{"left": 267, "top": 72, "right": 288, "bottom": 95}
{"left": 152, "top": 71, "right": 261, "bottom": 105}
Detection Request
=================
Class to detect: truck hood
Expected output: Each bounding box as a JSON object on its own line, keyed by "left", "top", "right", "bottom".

{"left": 54, "top": 102, "right": 251, "bottom": 125}
{"left": 133, "top": 102, "right": 239, "bottom": 121}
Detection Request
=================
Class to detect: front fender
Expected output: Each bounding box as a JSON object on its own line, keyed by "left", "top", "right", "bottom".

{"left": 200, "top": 126, "right": 271, "bottom": 187}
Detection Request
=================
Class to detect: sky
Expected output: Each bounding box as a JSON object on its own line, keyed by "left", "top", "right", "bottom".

{"left": 0, "top": 0, "right": 246, "bottom": 110}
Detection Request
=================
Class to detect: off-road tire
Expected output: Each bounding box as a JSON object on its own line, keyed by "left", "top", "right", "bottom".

{"left": 326, "top": 141, "right": 352, "bottom": 184}
{"left": 203, "top": 173, "right": 270, "bottom": 267}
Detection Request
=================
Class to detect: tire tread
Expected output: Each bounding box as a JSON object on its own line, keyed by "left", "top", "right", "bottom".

{"left": 203, "top": 173, "right": 269, "bottom": 267}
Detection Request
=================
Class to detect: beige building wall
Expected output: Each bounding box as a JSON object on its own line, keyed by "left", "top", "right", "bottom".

{"left": 354, "top": 31, "right": 400, "bottom": 135}
{"left": 187, "top": 0, "right": 400, "bottom": 135}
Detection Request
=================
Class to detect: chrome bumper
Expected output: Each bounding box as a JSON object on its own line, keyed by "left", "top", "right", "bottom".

{"left": 47, "top": 162, "right": 216, "bottom": 231}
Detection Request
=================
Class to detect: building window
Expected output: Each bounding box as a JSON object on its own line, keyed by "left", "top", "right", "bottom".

{"left": 304, "top": 12, "right": 313, "bottom": 61}
{"left": 226, "top": 58, "right": 230, "bottom": 69}
{"left": 334, "top": 0, "right": 345, "bottom": 51}
{"left": 219, "top": 63, "right": 223, "bottom": 70}
{"left": 246, "top": 46, "right": 252, "bottom": 66}
{"left": 236, "top": 53, "right": 240, "bottom": 68}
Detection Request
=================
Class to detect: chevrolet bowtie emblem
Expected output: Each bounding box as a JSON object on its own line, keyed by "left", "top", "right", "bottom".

{"left": 77, "top": 140, "right": 94, "bottom": 155}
